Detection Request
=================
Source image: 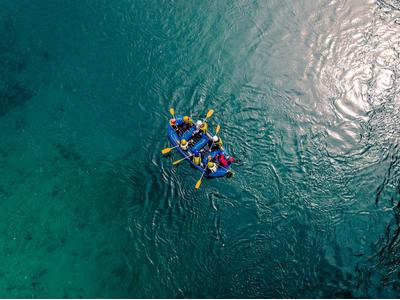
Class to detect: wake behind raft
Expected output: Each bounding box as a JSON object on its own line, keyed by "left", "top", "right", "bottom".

{"left": 162, "top": 108, "right": 235, "bottom": 189}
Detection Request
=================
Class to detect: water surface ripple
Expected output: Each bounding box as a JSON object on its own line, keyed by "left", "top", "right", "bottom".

{"left": 0, "top": 0, "right": 399, "bottom": 298}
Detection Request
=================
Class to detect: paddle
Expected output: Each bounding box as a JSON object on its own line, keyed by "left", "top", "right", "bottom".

{"left": 195, "top": 124, "right": 225, "bottom": 189}
{"left": 162, "top": 107, "right": 177, "bottom": 155}
{"left": 190, "top": 109, "right": 214, "bottom": 121}
{"left": 203, "top": 109, "right": 214, "bottom": 122}
{"left": 208, "top": 124, "right": 221, "bottom": 152}
{"left": 215, "top": 162, "right": 236, "bottom": 175}
{"left": 172, "top": 153, "right": 194, "bottom": 165}
{"left": 207, "top": 124, "right": 233, "bottom": 174}
{"left": 195, "top": 123, "right": 218, "bottom": 189}
{"left": 169, "top": 107, "right": 175, "bottom": 118}
{"left": 214, "top": 124, "right": 220, "bottom": 135}
{"left": 161, "top": 145, "right": 179, "bottom": 155}
{"left": 195, "top": 168, "right": 207, "bottom": 190}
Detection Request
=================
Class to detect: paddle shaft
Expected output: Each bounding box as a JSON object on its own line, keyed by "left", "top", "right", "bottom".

{"left": 203, "top": 109, "right": 214, "bottom": 122}
{"left": 173, "top": 153, "right": 194, "bottom": 165}
{"left": 207, "top": 124, "right": 220, "bottom": 153}
{"left": 196, "top": 170, "right": 206, "bottom": 189}
{"left": 215, "top": 162, "right": 235, "bottom": 174}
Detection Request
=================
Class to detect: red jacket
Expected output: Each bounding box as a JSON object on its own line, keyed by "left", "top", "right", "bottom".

{"left": 215, "top": 154, "right": 228, "bottom": 167}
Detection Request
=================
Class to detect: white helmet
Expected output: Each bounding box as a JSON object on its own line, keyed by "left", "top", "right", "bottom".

{"left": 196, "top": 120, "right": 203, "bottom": 127}
{"left": 212, "top": 136, "right": 219, "bottom": 142}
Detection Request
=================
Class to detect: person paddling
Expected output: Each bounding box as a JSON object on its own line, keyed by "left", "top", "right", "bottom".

{"left": 192, "top": 150, "right": 201, "bottom": 165}
{"left": 180, "top": 139, "right": 189, "bottom": 151}
{"left": 210, "top": 135, "right": 223, "bottom": 151}
{"left": 193, "top": 120, "right": 202, "bottom": 134}
{"left": 215, "top": 153, "right": 234, "bottom": 167}
{"left": 207, "top": 161, "right": 217, "bottom": 173}
{"left": 203, "top": 155, "right": 217, "bottom": 173}
{"left": 200, "top": 122, "right": 208, "bottom": 134}
{"left": 192, "top": 120, "right": 205, "bottom": 139}
{"left": 169, "top": 118, "right": 177, "bottom": 130}
{"left": 182, "top": 116, "right": 194, "bottom": 131}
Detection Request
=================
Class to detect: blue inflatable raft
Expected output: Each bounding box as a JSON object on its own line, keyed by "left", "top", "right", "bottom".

{"left": 168, "top": 116, "right": 233, "bottom": 178}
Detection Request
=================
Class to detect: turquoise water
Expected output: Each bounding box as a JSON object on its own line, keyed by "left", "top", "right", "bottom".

{"left": 0, "top": 0, "right": 399, "bottom": 298}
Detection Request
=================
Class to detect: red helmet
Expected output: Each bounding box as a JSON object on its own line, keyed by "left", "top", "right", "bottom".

{"left": 170, "top": 119, "right": 176, "bottom": 125}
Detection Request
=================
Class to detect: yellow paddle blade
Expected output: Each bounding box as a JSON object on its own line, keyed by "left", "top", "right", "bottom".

{"left": 195, "top": 179, "right": 202, "bottom": 189}
{"left": 205, "top": 109, "right": 214, "bottom": 119}
{"left": 169, "top": 107, "right": 175, "bottom": 116}
{"left": 216, "top": 124, "right": 220, "bottom": 134}
{"left": 172, "top": 158, "right": 184, "bottom": 165}
{"left": 161, "top": 147, "right": 172, "bottom": 155}
{"left": 173, "top": 154, "right": 193, "bottom": 165}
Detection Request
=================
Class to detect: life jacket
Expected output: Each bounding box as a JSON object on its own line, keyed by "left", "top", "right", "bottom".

{"left": 183, "top": 116, "right": 193, "bottom": 124}
{"left": 207, "top": 161, "right": 217, "bottom": 173}
{"left": 193, "top": 155, "right": 201, "bottom": 165}
{"left": 170, "top": 119, "right": 177, "bottom": 129}
{"left": 209, "top": 138, "right": 222, "bottom": 151}
{"left": 218, "top": 154, "right": 229, "bottom": 167}
{"left": 180, "top": 141, "right": 189, "bottom": 151}
{"left": 200, "top": 122, "right": 208, "bottom": 134}
{"left": 181, "top": 116, "right": 191, "bottom": 129}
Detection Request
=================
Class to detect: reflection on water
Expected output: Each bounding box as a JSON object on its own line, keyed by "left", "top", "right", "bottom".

{"left": 301, "top": 0, "right": 400, "bottom": 296}
{"left": 0, "top": 0, "right": 399, "bottom": 297}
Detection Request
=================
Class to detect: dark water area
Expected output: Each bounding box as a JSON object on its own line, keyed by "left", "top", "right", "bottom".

{"left": 0, "top": 0, "right": 399, "bottom": 298}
